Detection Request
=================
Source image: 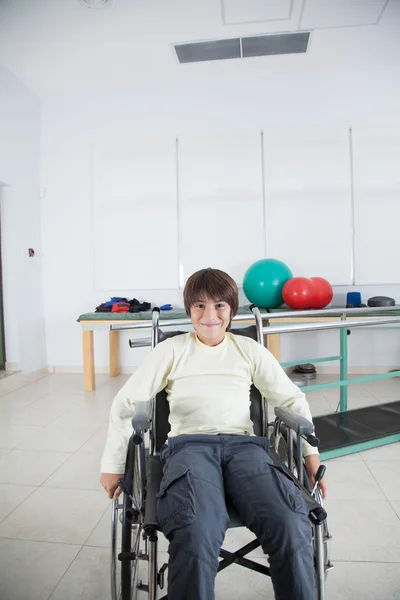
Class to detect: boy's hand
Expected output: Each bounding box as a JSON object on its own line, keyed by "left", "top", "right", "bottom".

{"left": 304, "top": 454, "right": 327, "bottom": 499}
{"left": 100, "top": 473, "right": 123, "bottom": 499}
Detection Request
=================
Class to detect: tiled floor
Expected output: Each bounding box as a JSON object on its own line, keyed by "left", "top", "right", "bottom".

{"left": 0, "top": 373, "right": 400, "bottom": 599}
{"left": 0, "top": 371, "right": 19, "bottom": 381}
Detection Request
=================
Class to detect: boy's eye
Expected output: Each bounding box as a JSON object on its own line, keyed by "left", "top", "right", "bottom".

{"left": 193, "top": 302, "right": 227, "bottom": 309}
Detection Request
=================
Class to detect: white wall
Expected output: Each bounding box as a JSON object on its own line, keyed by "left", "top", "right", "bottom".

{"left": 40, "top": 63, "right": 400, "bottom": 371}
{"left": 0, "top": 63, "right": 46, "bottom": 373}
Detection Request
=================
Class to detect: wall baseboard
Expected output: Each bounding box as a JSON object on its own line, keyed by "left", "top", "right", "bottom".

{"left": 0, "top": 367, "right": 50, "bottom": 397}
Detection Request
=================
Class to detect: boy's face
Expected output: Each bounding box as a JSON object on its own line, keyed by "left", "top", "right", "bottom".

{"left": 190, "top": 297, "right": 231, "bottom": 347}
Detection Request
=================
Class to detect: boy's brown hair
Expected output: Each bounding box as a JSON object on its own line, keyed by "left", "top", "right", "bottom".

{"left": 183, "top": 268, "right": 239, "bottom": 318}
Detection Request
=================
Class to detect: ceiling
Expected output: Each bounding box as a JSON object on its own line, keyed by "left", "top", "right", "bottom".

{"left": 0, "top": 0, "right": 399, "bottom": 98}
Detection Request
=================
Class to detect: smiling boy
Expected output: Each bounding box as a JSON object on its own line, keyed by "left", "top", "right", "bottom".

{"left": 101, "top": 267, "right": 326, "bottom": 600}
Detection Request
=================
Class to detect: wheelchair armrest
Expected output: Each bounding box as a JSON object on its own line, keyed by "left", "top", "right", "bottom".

{"left": 131, "top": 401, "right": 151, "bottom": 445}
{"left": 274, "top": 406, "right": 315, "bottom": 437}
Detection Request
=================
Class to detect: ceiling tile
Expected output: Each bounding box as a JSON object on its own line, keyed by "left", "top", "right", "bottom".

{"left": 300, "top": 0, "right": 387, "bottom": 29}
{"left": 221, "top": 0, "right": 292, "bottom": 25}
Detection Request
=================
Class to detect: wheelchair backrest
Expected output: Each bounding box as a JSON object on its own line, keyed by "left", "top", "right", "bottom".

{"left": 153, "top": 325, "right": 265, "bottom": 453}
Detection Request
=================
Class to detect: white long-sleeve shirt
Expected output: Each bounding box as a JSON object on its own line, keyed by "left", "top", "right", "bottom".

{"left": 101, "top": 331, "right": 318, "bottom": 473}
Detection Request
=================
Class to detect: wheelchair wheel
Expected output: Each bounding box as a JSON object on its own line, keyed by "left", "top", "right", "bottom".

{"left": 270, "top": 421, "right": 332, "bottom": 583}
{"left": 313, "top": 488, "right": 333, "bottom": 583}
{"left": 111, "top": 441, "right": 147, "bottom": 600}
{"left": 111, "top": 501, "right": 145, "bottom": 600}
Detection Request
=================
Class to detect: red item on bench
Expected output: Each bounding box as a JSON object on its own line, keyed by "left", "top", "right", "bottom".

{"left": 111, "top": 302, "right": 130, "bottom": 313}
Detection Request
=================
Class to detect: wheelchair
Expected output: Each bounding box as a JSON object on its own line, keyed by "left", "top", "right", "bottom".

{"left": 110, "top": 307, "right": 332, "bottom": 600}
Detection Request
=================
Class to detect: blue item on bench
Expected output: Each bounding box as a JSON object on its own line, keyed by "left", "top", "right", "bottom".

{"left": 160, "top": 304, "right": 173, "bottom": 311}
{"left": 346, "top": 292, "right": 361, "bottom": 307}
{"left": 104, "top": 297, "right": 127, "bottom": 307}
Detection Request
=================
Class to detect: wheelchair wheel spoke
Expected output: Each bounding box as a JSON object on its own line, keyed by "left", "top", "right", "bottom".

{"left": 130, "top": 524, "right": 143, "bottom": 599}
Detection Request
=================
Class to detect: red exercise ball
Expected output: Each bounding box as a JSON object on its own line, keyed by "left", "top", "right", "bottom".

{"left": 282, "top": 277, "right": 314, "bottom": 310}
{"left": 310, "top": 277, "right": 333, "bottom": 309}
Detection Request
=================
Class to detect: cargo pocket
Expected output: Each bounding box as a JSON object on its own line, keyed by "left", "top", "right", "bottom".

{"left": 156, "top": 464, "right": 196, "bottom": 537}
{"left": 269, "top": 463, "right": 308, "bottom": 514}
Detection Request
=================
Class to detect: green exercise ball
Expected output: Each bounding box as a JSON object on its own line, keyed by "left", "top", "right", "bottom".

{"left": 243, "top": 259, "right": 293, "bottom": 308}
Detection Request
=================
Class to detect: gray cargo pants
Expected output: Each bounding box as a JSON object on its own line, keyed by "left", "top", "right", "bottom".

{"left": 156, "top": 434, "right": 316, "bottom": 600}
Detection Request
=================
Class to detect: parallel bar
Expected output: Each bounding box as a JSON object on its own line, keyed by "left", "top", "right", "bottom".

{"left": 281, "top": 355, "right": 341, "bottom": 367}
{"left": 262, "top": 315, "right": 400, "bottom": 335}
{"left": 320, "top": 434, "right": 400, "bottom": 460}
{"left": 110, "top": 304, "right": 400, "bottom": 332}
{"left": 127, "top": 317, "right": 400, "bottom": 350}
{"left": 302, "top": 370, "right": 400, "bottom": 393}
{"left": 265, "top": 305, "right": 400, "bottom": 319}
{"left": 113, "top": 311, "right": 265, "bottom": 330}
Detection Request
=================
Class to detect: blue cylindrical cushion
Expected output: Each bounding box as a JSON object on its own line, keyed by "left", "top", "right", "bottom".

{"left": 346, "top": 292, "right": 361, "bottom": 307}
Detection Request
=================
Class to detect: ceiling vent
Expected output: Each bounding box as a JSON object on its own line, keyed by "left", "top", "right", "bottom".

{"left": 77, "top": 0, "right": 112, "bottom": 9}
{"left": 175, "top": 31, "right": 310, "bottom": 64}
{"left": 175, "top": 38, "right": 241, "bottom": 64}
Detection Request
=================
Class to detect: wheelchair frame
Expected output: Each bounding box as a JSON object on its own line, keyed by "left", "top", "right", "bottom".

{"left": 110, "top": 306, "right": 332, "bottom": 600}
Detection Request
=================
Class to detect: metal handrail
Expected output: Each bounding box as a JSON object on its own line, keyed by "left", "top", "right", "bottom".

{"left": 127, "top": 314, "right": 400, "bottom": 349}
{"left": 111, "top": 304, "right": 399, "bottom": 332}
{"left": 261, "top": 315, "right": 400, "bottom": 335}
{"left": 115, "top": 309, "right": 265, "bottom": 331}
{"left": 260, "top": 305, "right": 399, "bottom": 319}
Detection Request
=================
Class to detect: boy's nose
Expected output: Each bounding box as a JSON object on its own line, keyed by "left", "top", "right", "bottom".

{"left": 204, "top": 305, "right": 217, "bottom": 320}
